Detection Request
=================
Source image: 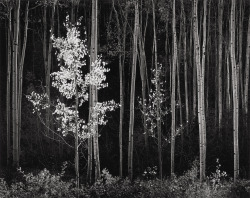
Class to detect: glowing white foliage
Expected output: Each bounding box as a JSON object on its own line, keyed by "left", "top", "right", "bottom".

{"left": 27, "top": 15, "right": 118, "bottom": 141}
{"left": 138, "top": 64, "right": 166, "bottom": 136}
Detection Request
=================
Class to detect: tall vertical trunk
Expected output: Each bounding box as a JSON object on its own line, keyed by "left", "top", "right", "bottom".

{"left": 43, "top": 0, "right": 50, "bottom": 134}
{"left": 45, "top": 1, "right": 55, "bottom": 135}
{"left": 218, "top": 0, "right": 223, "bottom": 131}
{"left": 244, "top": 15, "right": 250, "bottom": 118}
{"left": 90, "top": 0, "right": 100, "bottom": 182}
{"left": 6, "top": 5, "right": 12, "bottom": 166}
{"left": 230, "top": 0, "right": 239, "bottom": 182}
{"left": 238, "top": 0, "right": 244, "bottom": 111}
{"left": 87, "top": 131, "right": 93, "bottom": 183}
{"left": 17, "top": 1, "right": 29, "bottom": 162}
{"left": 74, "top": 75, "right": 79, "bottom": 189}
{"left": 128, "top": 0, "right": 139, "bottom": 181}
{"left": 12, "top": 0, "right": 20, "bottom": 167}
{"left": 193, "top": 0, "right": 207, "bottom": 182}
{"left": 112, "top": 0, "right": 125, "bottom": 177}
{"left": 171, "top": 0, "right": 177, "bottom": 177}
{"left": 245, "top": 15, "right": 250, "bottom": 178}
{"left": 182, "top": 1, "right": 189, "bottom": 128}
{"left": 152, "top": 0, "right": 162, "bottom": 180}
{"left": 138, "top": 1, "right": 149, "bottom": 168}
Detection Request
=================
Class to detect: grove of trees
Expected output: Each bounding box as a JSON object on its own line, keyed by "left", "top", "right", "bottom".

{"left": 0, "top": 0, "right": 250, "bottom": 192}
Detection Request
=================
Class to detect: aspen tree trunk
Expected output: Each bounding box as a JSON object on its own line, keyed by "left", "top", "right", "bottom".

{"left": 245, "top": 15, "right": 250, "bottom": 178}
{"left": 17, "top": 1, "right": 29, "bottom": 162}
{"left": 218, "top": 0, "right": 223, "bottom": 131}
{"left": 238, "top": 0, "right": 244, "bottom": 111}
{"left": 193, "top": 0, "right": 207, "bottom": 181}
{"left": 171, "top": 0, "right": 177, "bottom": 177}
{"left": 121, "top": 4, "right": 128, "bottom": 177}
{"left": 45, "top": 0, "right": 55, "bottom": 135}
{"left": 138, "top": 1, "right": 149, "bottom": 167}
{"left": 139, "top": 25, "right": 149, "bottom": 166}
{"left": 152, "top": 0, "right": 162, "bottom": 180}
{"left": 90, "top": 0, "right": 100, "bottom": 182}
{"left": 128, "top": 0, "right": 139, "bottom": 181}
{"left": 201, "top": 0, "right": 207, "bottom": 175}
{"left": 206, "top": 0, "right": 211, "bottom": 115}
{"left": 244, "top": 15, "right": 250, "bottom": 119}
{"left": 230, "top": 0, "right": 239, "bottom": 182}
{"left": 182, "top": 0, "right": 189, "bottom": 127}
{"left": 42, "top": 0, "right": 50, "bottom": 134}
{"left": 193, "top": 56, "right": 197, "bottom": 119}
{"left": 12, "top": 0, "right": 20, "bottom": 167}
{"left": 226, "top": 47, "right": 231, "bottom": 112}
{"left": 112, "top": 0, "right": 124, "bottom": 177}
{"left": 74, "top": 76, "right": 79, "bottom": 189}
{"left": 6, "top": 5, "right": 12, "bottom": 166}
{"left": 87, "top": 132, "right": 93, "bottom": 183}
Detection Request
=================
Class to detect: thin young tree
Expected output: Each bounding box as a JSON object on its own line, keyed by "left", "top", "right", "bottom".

{"left": 27, "top": 16, "right": 117, "bottom": 188}
{"left": 12, "top": 0, "right": 20, "bottom": 167}
{"left": 152, "top": 0, "right": 162, "bottom": 180}
{"left": 128, "top": 0, "right": 139, "bottom": 181}
{"left": 230, "top": 0, "right": 239, "bottom": 182}
{"left": 218, "top": 0, "right": 223, "bottom": 132}
{"left": 193, "top": 0, "right": 207, "bottom": 181}
{"left": 171, "top": 0, "right": 177, "bottom": 177}
{"left": 6, "top": 1, "right": 12, "bottom": 166}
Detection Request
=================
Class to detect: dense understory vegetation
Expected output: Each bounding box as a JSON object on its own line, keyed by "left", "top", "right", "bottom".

{"left": 1, "top": 160, "right": 250, "bottom": 198}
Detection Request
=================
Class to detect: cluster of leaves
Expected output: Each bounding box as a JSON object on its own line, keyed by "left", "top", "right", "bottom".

{"left": 142, "top": 166, "right": 157, "bottom": 180}
{"left": 138, "top": 64, "right": 167, "bottom": 136}
{"left": 27, "top": 15, "right": 118, "bottom": 141}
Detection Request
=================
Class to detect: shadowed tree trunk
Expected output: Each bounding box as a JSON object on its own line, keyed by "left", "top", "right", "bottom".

{"left": 171, "top": 0, "right": 177, "bottom": 177}
{"left": 12, "top": 0, "right": 21, "bottom": 167}
{"left": 128, "top": 0, "right": 139, "bottom": 181}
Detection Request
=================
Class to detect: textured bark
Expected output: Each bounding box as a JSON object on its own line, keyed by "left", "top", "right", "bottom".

{"left": 112, "top": 0, "right": 125, "bottom": 177}
{"left": 244, "top": 15, "right": 250, "bottom": 116}
{"left": 171, "top": 0, "right": 177, "bottom": 177}
{"left": 42, "top": 0, "right": 49, "bottom": 134}
{"left": 6, "top": 4, "right": 12, "bottom": 166}
{"left": 245, "top": 15, "right": 250, "bottom": 178}
{"left": 91, "top": 0, "right": 100, "bottom": 182}
{"left": 218, "top": 0, "right": 223, "bottom": 131}
{"left": 12, "top": 0, "right": 20, "bottom": 167}
{"left": 193, "top": 0, "right": 207, "bottom": 181}
{"left": 230, "top": 0, "right": 239, "bottom": 182}
{"left": 128, "top": 0, "right": 139, "bottom": 181}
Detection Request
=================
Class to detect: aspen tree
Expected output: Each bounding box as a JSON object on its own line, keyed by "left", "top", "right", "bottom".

{"left": 244, "top": 15, "right": 250, "bottom": 118}
{"left": 90, "top": 0, "right": 100, "bottom": 182}
{"left": 112, "top": 0, "right": 124, "bottom": 177}
{"left": 245, "top": 15, "right": 250, "bottom": 178}
{"left": 181, "top": 0, "right": 189, "bottom": 128}
{"left": 6, "top": 2, "right": 12, "bottom": 166}
{"left": 218, "top": 0, "right": 223, "bottom": 131}
{"left": 138, "top": 0, "right": 149, "bottom": 167}
{"left": 152, "top": 0, "right": 162, "bottom": 180}
{"left": 128, "top": 0, "right": 139, "bottom": 180}
{"left": 42, "top": 0, "right": 50, "bottom": 134}
{"left": 171, "top": 0, "right": 177, "bottom": 176}
{"left": 193, "top": 0, "right": 207, "bottom": 181}
{"left": 230, "top": 0, "right": 239, "bottom": 182}
{"left": 12, "top": 0, "right": 20, "bottom": 167}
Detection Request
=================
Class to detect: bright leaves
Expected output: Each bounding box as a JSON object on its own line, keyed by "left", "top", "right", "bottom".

{"left": 27, "top": 15, "right": 118, "bottom": 140}
{"left": 138, "top": 64, "right": 166, "bottom": 136}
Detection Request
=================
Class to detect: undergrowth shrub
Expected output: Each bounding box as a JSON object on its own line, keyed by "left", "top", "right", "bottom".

{"left": 0, "top": 160, "right": 249, "bottom": 197}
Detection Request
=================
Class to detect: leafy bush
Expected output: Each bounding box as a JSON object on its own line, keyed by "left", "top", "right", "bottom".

{"left": 0, "top": 161, "right": 249, "bottom": 197}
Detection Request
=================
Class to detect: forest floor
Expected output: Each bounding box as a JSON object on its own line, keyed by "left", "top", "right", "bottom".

{"left": 1, "top": 163, "right": 250, "bottom": 198}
